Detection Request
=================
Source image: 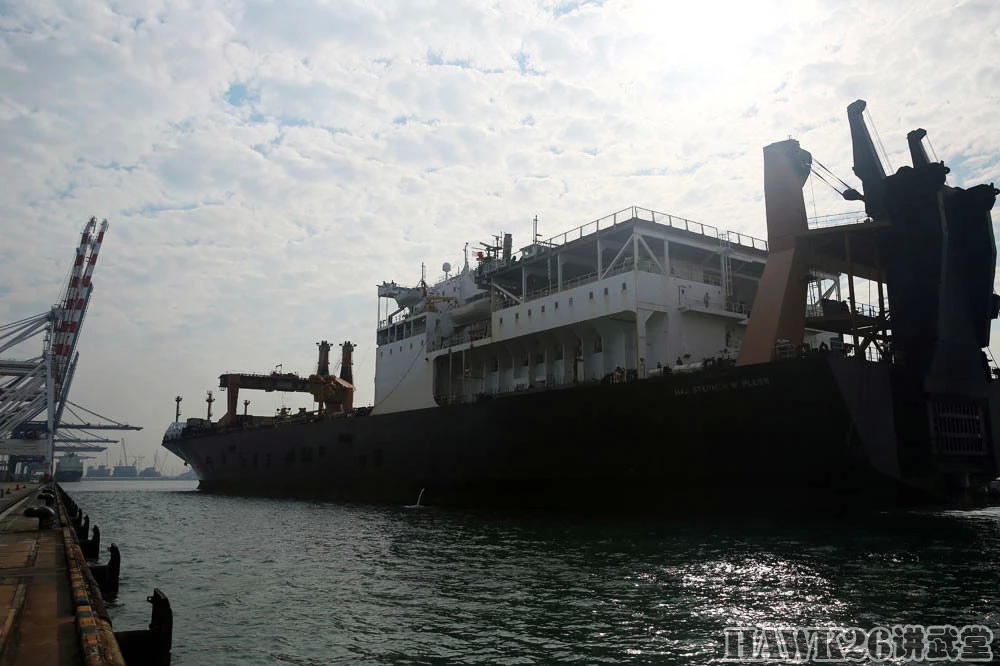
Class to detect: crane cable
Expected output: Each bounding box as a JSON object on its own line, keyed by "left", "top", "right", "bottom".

{"left": 812, "top": 158, "right": 855, "bottom": 192}
{"left": 864, "top": 106, "right": 894, "bottom": 173}
{"left": 808, "top": 166, "right": 844, "bottom": 196}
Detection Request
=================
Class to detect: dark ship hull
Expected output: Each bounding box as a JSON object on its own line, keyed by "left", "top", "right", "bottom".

{"left": 163, "top": 355, "right": 997, "bottom": 511}
{"left": 165, "top": 100, "right": 1000, "bottom": 512}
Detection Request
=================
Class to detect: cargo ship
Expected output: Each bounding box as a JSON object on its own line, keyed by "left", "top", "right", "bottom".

{"left": 138, "top": 453, "right": 163, "bottom": 479}
{"left": 162, "top": 101, "right": 1000, "bottom": 510}
{"left": 85, "top": 463, "right": 111, "bottom": 478}
{"left": 53, "top": 452, "right": 84, "bottom": 482}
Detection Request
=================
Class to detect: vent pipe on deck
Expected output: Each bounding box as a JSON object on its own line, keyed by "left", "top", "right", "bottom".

{"left": 340, "top": 341, "right": 355, "bottom": 385}
{"left": 316, "top": 340, "right": 332, "bottom": 377}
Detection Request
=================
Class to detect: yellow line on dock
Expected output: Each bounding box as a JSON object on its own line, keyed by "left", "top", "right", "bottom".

{"left": 0, "top": 482, "right": 125, "bottom": 666}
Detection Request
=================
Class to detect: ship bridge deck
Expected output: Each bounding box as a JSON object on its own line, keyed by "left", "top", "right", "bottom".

{"left": 476, "top": 206, "right": 768, "bottom": 314}
{"left": 480, "top": 206, "right": 767, "bottom": 286}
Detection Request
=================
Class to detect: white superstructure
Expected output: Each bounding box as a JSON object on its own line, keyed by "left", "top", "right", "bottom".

{"left": 374, "top": 206, "right": 834, "bottom": 415}
{"left": 55, "top": 451, "right": 84, "bottom": 476}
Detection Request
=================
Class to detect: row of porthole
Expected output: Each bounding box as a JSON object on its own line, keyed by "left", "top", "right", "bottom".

{"left": 204, "top": 434, "right": 357, "bottom": 468}
{"left": 381, "top": 339, "right": 425, "bottom": 357}
{"left": 500, "top": 283, "right": 627, "bottom": 325}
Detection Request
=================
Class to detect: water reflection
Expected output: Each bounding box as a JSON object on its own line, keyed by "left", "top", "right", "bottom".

{"left": 71, "top": 483, "right": 1000, "bottom": 665}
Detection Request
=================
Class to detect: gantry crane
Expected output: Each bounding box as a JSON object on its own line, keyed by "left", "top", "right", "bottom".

{"left": 0, "top": 217, "right": 140, "bottom": 477}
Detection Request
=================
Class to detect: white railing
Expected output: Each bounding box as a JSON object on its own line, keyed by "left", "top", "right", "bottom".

{"left": 427, "top": 326, "right": 492, "bottom": 353}
{"left": 807, "top": 211, "right": 871, "bottom": 229}
{"left": 522, "top": 261, "right": 645, "bottom": 302}
{"left": 508, "top": 206, "right": 768, "bottom": 261}
{"left": 670, "top": 267, "right": 722, "bottom": 287}
{"left": 805, "top": 301, "right": 885, "bottom": 319}
{"left": 678, "top": 295, "right": 749, "bottom": 316}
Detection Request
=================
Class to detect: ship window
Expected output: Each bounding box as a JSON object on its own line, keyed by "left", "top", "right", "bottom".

{"left": 499, "top": 317, "right": 503, "bottom": 324}
{"left": 595, "top": 336, "right": 603, "bottom": 352}
{"left": 301, "top": 447, "right": 313, "bottom": 463}
{"left": 569, "top": 297, "right": 574, "bottom": 306}
{"left": 491, "top": 357, "right": 499, "bottom": 371}
{"left": 286, "top": 449, "right": 296, "bottom": 464}
{"left": 253, "top": 454, "right": 259, "bottom": 468}
{"left": 528, "top": 309, "right": 532, "bottom": 316}
{"left": 554, "top": 301, "right": 559, "bottom": 310}
{"left": 515, "top": 313, "right": 519, "bottom": 320}
{"left": 622, "top": 282, "right": 627, "bottom": 291}
{"left": 541, "top": 305, "right": 545, "bottom": 313}
{"left": 523, "top": 356, "right": 529, "bottom": 366}
{"left": 589, "top": 291, "right": 594, "bottom": 299}
{"left": 338, "top": 433, "right": 353, "bottom": 444}
{"left": 389, "top": 349, "right": 392, "bottom": 355}
{"left": 604, "top": 287, "right": 609, "bottom": 296}
{"left": 318, "top": 446, "right": 325, "bottom": 458}
{"left": 410, "top": 343, "right": 413, "bottom": 349}
{"left": 554, "top": 346, "right": 563, "bottom": 360}
{"left": 535, "top": 353, "right": 544, "bottom": 364}
{"left": 373, "top": 448, "right": 384, "bottom": 468}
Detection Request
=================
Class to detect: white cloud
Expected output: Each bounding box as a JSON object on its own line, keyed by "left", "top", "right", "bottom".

{"left": 2, "top": 0, "right": 1000, "bottom": 471}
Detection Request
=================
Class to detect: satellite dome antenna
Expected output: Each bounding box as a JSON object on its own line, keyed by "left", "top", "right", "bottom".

{"left": 442, "top": 262, "right": 451, "bottom": 277}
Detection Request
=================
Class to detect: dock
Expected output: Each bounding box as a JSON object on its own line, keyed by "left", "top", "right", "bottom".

{"left": 0, "top": 481, "right": 170, "bottom": 666}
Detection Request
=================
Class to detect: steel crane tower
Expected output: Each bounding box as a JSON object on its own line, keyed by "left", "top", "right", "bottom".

{"left": 0, "top": 217, "right": 115, "bottom": 476}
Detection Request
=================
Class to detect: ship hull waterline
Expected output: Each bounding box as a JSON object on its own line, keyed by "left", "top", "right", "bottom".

{"left": 163, "top": 355, "right": 996, "bottom": 512}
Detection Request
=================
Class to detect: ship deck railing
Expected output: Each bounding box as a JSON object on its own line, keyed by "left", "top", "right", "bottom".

{"left": 174, "top": 406, "right": 374, "bottom": 442}
{"left": 805, "top": 300, "right": 885, "bottom": 320}
{"left": 517, "top": 258, "right": 729, "bottom": 306}
{"left": 807, "top": 211, "right": 871, "bottom": 229}
{"left": 428, "top": 326, "right": 492, "bottom": 353}
{"left": 521, "top": 259, "right": 652, "bottom": 302}
{"left": 678, "top": 295, "right": 750, "bottom": 317}
{"left": 521, "top": 206, "right": 769, "bottom": 259}
{"left": 773, "top": 338, "right": 891, "bottom": 363}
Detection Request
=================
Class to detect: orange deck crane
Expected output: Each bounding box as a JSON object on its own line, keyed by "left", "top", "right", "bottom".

{"left": 217, "top": 341, "right": 355, "bottom": 425}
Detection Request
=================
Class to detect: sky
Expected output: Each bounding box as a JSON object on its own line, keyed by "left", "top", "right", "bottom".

{"left": 2, "top": 0, "right": 1000, "bottom": 473}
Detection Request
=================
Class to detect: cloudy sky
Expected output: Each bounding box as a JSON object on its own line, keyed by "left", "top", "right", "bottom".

{"left": 2, "top": 0, "right": 999, "bottom": 472}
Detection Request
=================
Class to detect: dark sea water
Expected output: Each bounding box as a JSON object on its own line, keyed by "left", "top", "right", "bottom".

{"left": 62, "top": 480, "right": 1000, "bottom": 665}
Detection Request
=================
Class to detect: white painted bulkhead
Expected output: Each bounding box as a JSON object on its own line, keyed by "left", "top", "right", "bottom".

{"left": 373, "top": 207, "right": 837, "bottom": 414}
{"left": 373, "top": 271, "right": 481, "bottom": 414}
{"left": 372, "top": 331, "right": 434, "bottom": 414}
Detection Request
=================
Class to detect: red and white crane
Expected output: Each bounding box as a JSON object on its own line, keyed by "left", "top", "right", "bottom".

{"left": 0, "top": 216, "right": 127, "bottom": 476}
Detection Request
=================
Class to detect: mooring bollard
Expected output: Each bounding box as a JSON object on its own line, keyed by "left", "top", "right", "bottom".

{"left": 115, "top": 588, "right": 173, "bottom": 666}
{"left": 23, "top": 505, "right": 57, "bottom": 530}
